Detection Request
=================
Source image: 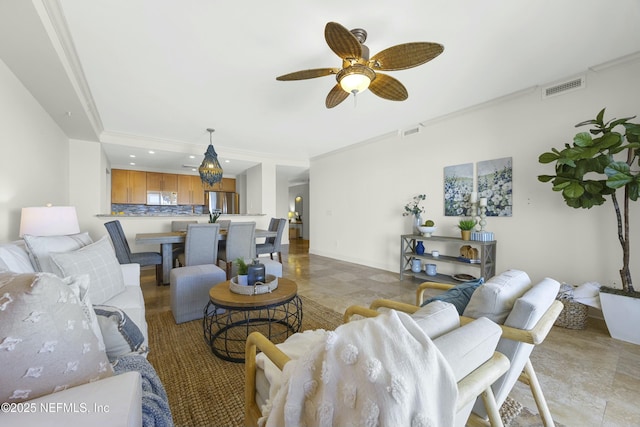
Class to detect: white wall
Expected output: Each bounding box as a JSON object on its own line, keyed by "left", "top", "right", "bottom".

{"left": 310, "top": 58, "right": 640, "bottom": 287}
{"left": 0, "top": 58, "right": 70, "bottom": 242}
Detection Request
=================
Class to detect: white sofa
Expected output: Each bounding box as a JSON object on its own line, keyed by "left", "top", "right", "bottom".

{"left": 0, "top": 238, "right": 148, "bottom": 427}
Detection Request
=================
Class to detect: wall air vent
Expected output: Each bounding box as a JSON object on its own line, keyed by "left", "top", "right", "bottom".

{"left": 542, "top": 76, "right": 585, "bottom": 99}
{"left": 402, "top": 127, "right": 421, "bottom": 138}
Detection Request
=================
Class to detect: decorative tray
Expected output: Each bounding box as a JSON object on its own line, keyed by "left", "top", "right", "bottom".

{"left": 229, "top": 274, "right": 278, "bottom": 295}
{"left": 451, "top": 273, "right": 477, "bottom": 282}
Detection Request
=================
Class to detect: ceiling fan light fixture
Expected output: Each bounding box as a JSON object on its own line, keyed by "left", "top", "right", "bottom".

{"left": 199, "top": 128, "right": 223, "bottom": 186}
{"left": 337, "top": 65, "right": 376, "bottom": 94}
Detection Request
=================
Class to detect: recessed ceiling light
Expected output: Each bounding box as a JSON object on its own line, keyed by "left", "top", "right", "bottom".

{"left": 148, "top": 150, "right": 155, "bottom": 154}
{"left": 191, "top": 168, "right": 196, "bottom": 172}
{"left": 129, "top": 154, "right": 136, "bottom": 158}
{"left": 129, "top": 162, "right": 136, "bottom": 166}
{"left": 225, "top": 160, "right": 230, "bottom": 163}
{"left": 189, "top": 155, "right": 195, "bottom": 159}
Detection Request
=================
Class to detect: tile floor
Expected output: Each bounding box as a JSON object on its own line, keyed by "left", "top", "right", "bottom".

{"left": 141, "top": 240, "right": 640, "bottom": 427}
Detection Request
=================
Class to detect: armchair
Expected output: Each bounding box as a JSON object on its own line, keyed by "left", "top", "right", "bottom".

{"left": 245, "top": 301, "right": 510, "bottom": 427}
{"left": 369, "top": 271, "right": 563, "bottom": 427}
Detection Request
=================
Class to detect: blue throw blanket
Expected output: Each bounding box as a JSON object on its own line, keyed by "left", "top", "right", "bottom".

{"left": 113, "top": 354, "right": 174, "bottom": 427}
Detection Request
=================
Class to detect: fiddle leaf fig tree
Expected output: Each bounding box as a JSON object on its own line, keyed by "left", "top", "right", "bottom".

{"left": 538, "top": 109, "right": 640, "bottom": 293}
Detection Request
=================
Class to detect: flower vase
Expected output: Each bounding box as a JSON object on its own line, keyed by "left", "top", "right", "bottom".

{"left": 415, "top": 241, "right": 425, "bottom": 255}
{"left": 411, "top": 258, "right": 422, "bottom": 273}
{"left": 413, "top": 215, "right": 422, "bottom": 234}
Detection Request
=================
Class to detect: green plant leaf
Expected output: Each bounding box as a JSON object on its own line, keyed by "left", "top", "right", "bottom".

{"left": 563, "top": 182, "right": 584, "bottom": 198}
{"left": 538, "top": 152, "right": 559, "bottom": 163}
{"left": 538, "top": 175, "right": 554, "bottom": 183}
{"left": 629, "top": 180, "right": 639, "bottom": 201}
{"left": 584, "top": 181, "right": 604, "bottom": 194}
{"left": 573, "top": 132, "right": 592, "bottom": 147}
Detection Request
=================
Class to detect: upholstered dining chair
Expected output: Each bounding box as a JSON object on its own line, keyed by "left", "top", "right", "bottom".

{"left": 256, "top": 218, "right": 286, "bottom": 262}
{"left": 367, "top": 270, "right": 564, "bottom": 427}
{"left": 177, "top": 223, "right": 220, "bottom": 267}
{"left": 217, "top": 221, "right": 256, "bottom": 279}
{"left": 171, "top": 220, "right": 197, "bottom": 265}
{"left": 215, "top": 219, "right": 232, "bottom": 254}
{"left": 104, "top": 220, "right": 163, "bottom": 285}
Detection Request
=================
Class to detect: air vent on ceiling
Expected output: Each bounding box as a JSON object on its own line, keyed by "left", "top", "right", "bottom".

{"left": 182, "top": 164, "right": 199, "bottom": 169}
{"left": 542, "top": 76, "right": 585, "bottom": 99}
{"left": 402, "top": 127, "right": 421, "bottom": 138}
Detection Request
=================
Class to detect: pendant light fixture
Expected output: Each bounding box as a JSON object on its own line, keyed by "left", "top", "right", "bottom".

{"left": 199, "top": 128, "right": 223, "bottom": 186}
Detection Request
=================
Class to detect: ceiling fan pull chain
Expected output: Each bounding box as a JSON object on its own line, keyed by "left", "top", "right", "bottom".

{"left": 352, "top": 92, "right": 357, "bottom": 108}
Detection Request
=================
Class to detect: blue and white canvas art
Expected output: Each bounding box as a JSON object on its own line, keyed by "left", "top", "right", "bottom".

{"left": 477, "top": 157, "right": 513, "bottom": 216}
{"left": 444, "top": 163, "right": 473, "bottom": 216}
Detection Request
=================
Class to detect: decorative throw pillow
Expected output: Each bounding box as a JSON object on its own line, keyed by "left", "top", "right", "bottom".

{"left": 23, "top": 232, "right": 93, "bottom": 273}
{"left": 463, "top": 269, "right": 532, "bottom": 324}
{"left": 0, "top": 271, "right": 113, "bottom": 403}
{"left": 421, "top": 278, "right": 484, "bottom": 314}
{"left": 49, "top": 236, "right": 126, "bottom": 305}
{"left": 0, "top": 242, "right": 36, "bottom": 273}
{"left": 93, "top": 305, "right": 147, "bottom": 361}
{"left": 62, "top": 274, "right": 106, "bottom": 352}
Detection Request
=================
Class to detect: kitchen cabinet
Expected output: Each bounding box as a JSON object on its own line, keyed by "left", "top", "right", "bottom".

{"left": 146, "top": 172, "right": 178, "bottom": 192}
{"left": 203, "top": 177, "right": 235, "bottom": 192}
{"left": 400, "top": 234, "right": 496, "bottom": 284}
{"left": 177, "top": 175, "right": 205, "bottom": 205}
{"left": 111, "top": 169, "right": 147, "bottom": 204}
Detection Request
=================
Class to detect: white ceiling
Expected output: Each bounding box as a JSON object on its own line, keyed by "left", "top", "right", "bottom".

{"left": 2, "top": 0, "right": 640, "bottom": 182}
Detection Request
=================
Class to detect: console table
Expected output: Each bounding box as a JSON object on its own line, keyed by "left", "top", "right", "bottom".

{"left": 400, "top": 234, "right": 497, "bottom": 284}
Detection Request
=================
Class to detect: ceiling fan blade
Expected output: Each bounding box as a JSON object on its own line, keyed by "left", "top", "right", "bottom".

{"left": 370, "top": 42, "right": 444, "bottom": 71}
{"left": 276, "top": 68, "right": 340, "bottom": 81}
{"left": 325, "top": 84, "right": 350, "bottom": 108}
{"left": 369, "top": 73, "right": 408, "bottom": 101}
{"left": 325, "top": 22, "right": 362, "bottom": 60}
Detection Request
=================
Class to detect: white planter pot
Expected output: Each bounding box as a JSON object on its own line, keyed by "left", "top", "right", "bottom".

{"left": 600, "top": 291, "right": 640, "bottom": 345}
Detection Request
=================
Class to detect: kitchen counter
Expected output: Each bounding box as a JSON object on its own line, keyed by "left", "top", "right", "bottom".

{"left": 96, "top": 213, "right": 266, "bottom": 217}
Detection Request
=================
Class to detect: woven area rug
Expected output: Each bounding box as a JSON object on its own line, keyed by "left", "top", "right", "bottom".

{"left": 146, "top": 297, "right": 559, "bottom": 427}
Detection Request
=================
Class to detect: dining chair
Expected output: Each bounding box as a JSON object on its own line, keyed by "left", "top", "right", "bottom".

{"left": 256, "top": 218, "right": 286, "bottom": 262}
{"left": 104, "top": 220, "right": 163, "bottom": 285}
{"left": 215, "top": 219, "right": 231, "bottom": 254}
{"left": 171, "top": 220, "right": 197, "bottom": 266}
{"left": 217, "top": 221, "right": 256, "bottom": 279}
{"left": 177, "top": 223, "right": 220, "bottom": 267}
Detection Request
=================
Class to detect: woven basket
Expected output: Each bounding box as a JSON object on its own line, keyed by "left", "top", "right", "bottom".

{"left": 554, "top": 284, "right": 588, "bottom": 330}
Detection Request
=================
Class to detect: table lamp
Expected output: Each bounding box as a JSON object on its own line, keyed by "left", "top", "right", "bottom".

{"left": 19, "top": 205, "right": 80, "bottom": 237}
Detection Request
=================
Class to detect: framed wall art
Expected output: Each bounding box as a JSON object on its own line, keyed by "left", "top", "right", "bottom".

{"left": 477, "top": 157, "right": 512, "bottom": 216}
{"left": 444, "top": 163, "right": 473, "bottom": 216}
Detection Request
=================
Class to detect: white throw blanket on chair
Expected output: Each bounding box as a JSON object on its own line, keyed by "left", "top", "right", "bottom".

{"left": 261, "top": 309, "right": 458, "bottom": 427}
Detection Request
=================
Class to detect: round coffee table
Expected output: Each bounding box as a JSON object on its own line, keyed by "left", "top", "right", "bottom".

{"left": 202, "top": 277, "right": 302, "bottom": 362}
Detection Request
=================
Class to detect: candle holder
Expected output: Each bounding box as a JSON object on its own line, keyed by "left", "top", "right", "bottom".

{"left": 479, "top": 205, "right": 487, "bottom": 232}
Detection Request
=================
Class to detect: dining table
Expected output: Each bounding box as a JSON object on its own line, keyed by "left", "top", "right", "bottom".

{"left": 135, "top": 228, "right": 277, "bottom": 285}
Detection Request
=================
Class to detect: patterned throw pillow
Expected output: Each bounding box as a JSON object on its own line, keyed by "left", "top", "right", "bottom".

{"left": 23, "top": 232, "right": 93, "bottom": 273}
{"left": 0, "top": 271, "right": 113, "bottom": 403}
{"left": 50, "top": 236, "right": 126, "bottom": 305}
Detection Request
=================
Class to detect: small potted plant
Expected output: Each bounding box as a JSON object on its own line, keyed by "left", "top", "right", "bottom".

{"left": 209, "top": 211, "right": 221, "bottom": 223}
{"left": 235, "top": 257, "right": 248, "bottom": 285}
{"left": 457, "top": 218, "right": 476, "bottom": 241}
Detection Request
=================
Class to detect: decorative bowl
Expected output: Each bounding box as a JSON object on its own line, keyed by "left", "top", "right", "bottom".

{"left": 230, "top": 274, "right": 278, "bottom": 295}
{"left": 417, "top": 226, "right": 437, "bottom": 237}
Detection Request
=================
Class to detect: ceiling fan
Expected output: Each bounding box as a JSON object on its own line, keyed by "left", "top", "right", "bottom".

{"left": 276, "top": 22, "right": 444, "bottom": 108}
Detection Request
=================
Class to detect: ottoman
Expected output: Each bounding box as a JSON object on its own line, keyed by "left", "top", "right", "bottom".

{"left": 170, "top": 264, "right": 227, "bottom": 324}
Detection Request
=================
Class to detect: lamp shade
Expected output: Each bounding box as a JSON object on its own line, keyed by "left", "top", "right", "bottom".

{"left": 19, "top": 206, "right": 80, "bottom": 237}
